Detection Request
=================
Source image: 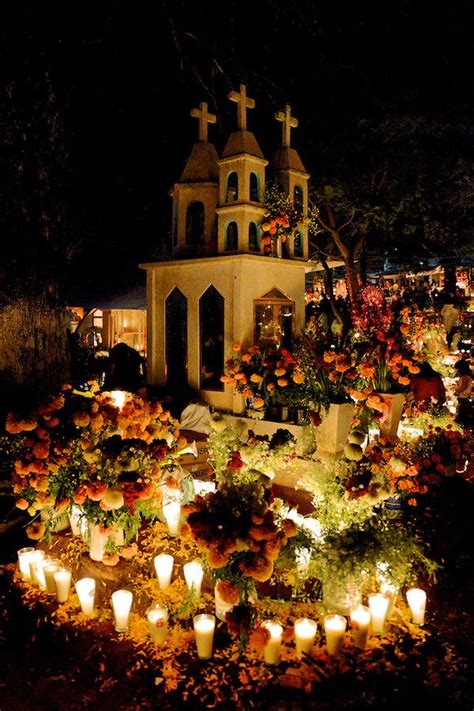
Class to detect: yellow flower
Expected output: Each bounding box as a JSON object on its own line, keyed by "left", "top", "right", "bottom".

{"left": 26, "top": 521, "right": 46, "bottom": 540}
{"left": 274, "top": 368, "right": 287, "bottom": 377}
{"left": 250, "top": 374, "right": 263, "bottom": 384}
{"left": 277, "top": 378, "right": 288, "bottom": 387}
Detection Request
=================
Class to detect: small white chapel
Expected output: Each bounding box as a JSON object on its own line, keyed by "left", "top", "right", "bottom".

{"left": 140, "top": 84, "right": 313, "bottom": 413}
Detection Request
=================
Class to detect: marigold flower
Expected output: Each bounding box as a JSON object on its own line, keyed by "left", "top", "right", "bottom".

{"left": 15, "top": 498, "right": 29, "bottom": 510}
{"left": 26, "top": 521, "right": 46, "bottom": 540}
{"left": 252, "top": 398, "right": 265, "bottom": 409}
{"left": 292, "top": 372, "right": 305, "bottom": 384}
{"left": 232, "top": 343, "right": 241, "bottom": 352}
{"left": 277, "top": 378, "right": 288, "bottom": 387}
{"left": 407, "top": 497, "right": 418, "bottom": 506}
{"left": 274, "top": 368, "right": 287, "bottom": 377}
{"left": 73, "top": 411, "right": 90, "bottom": 428}
{"left": 250, "top": 374, "right": 263, "bottom": 384}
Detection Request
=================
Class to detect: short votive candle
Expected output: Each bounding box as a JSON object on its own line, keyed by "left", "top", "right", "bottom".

{"left": 111, "top": 589, "right": 133, "bottom": 632}
{"left": 43, "top": 560, "right": 61, "bottom": 595}
{"left": 406, "top": 588, "right": 427, "bottom": 625}
{"left": 324, "top": 614, "right": 347, "bottom": 656}
{"left": 294, "top": 617, "right": 317, "bottom": 659}
{"left": 29, "top": 550, "right": 46, "bottom": 588}
{"left": 183, "top": 560, "right": 204, "bottom": 597}
{"left": 162, "top": 501, "right": 181, "bottom": 536}
{"left": 193, "top": 613, "right": 216, "bottom": 660}
{"left": 368, "top": 593, "right": 389, "bottom": 635}
{"left": 263, "top": 621, "right": 283, "bottom": 665}
{"left": 17, "top": 547, "right": 35, "bottom": 581}
{"left": 110, "top": 390, "right": 126, "bottom": 410}
{"left": 75, "top": 577, "right": 96, "bottom": 615}
{"left": 350, "top": 605, "right": 371, "bottom": 650}
{"left": 154, "top": 554, "right": 174, "bottom": 590}
{"left": 146, "top": 604, "right": 169, "bottom": 645}
{"left": 54, "top": 566, "right": 72, "bottom": 603}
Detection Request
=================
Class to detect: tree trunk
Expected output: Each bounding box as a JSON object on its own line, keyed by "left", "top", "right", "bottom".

{"left": 0, "top": 296, "right": 70, "bottom": 407}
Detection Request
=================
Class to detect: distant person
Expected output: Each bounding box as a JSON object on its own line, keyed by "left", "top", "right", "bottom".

{"left": 454, "top": 359, "right": 472, "bottom": 427}
{"left": 103, "top": 342, "right": 144, "bottom": 393}
{"left": 408, "top": 361, "right": 446, "bottom": 405}
{"left": 441, "top": 295, "right": 461, "bottom": 350}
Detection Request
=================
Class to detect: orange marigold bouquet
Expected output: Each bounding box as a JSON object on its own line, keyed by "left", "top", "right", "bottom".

{"left": 221, "top": 344, "right": 305, "bottom": 409}
{"left": 6, "top": 386, "right": 181, "bottom": 543}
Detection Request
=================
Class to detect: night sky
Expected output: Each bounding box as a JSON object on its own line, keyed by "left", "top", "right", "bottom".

{"left": 1, "top": 1, "right": 472, "bottom": 299}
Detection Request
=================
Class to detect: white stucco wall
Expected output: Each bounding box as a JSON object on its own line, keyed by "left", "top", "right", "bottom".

{"left": 141, "top": 254, "right": 307, "bottom": 412}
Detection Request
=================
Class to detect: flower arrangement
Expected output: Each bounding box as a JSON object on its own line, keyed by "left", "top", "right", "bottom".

{"left": 260, "top": 182, "right": 302, "bottom": 256}
{"left": 221, "top": 344, "right": 305, "bottom": 410}
{"left": 6, "top": 386, "right": 181, "bottom": 547}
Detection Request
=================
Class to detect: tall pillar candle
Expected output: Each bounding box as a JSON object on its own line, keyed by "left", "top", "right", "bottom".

{"left": 75, "top": 577, "right": 96, "bottom": 615}
{"left": 29, "top": 550, "right": 46, "bottom": 588}
{"left": 111, "top": 589, "right": 133, "bottom": 632}
{"left": 193, "top": 614, "right": 216, "bottom": 660}
{"left": 324, "top": 614, "right": 347, "bottom": 656}
{"left": 294, "top": 618, "right": 317, "bottom": 659}
{"left": 263, "top": 621, "right": 283, "bottom": 665}
{"left": 162, "top": 501, "right": 181, "bottom": 536}
{"left": 154, "top": 554, "right": 174, "bottom": 590}
{"left": 406, "top": 588, "right": 426, "bottom": 625}
{"left": 17, "top": 547, "right": 35, "bottom": 581}
{"left": 350, "top": 605, "right": 371, "bottom": 649}
{"left": 146, "top": 604, "right": 169, "bottom": 645}
{"left": 183, "top": 560, "right": 204, "bottom": 597}
{"left": 54, "top": 566, "right": 72, "bottom": 603}
{"left": 368, "top": 593, "right": 389, "bottom": 635}
{"left": 44, "top": 560, "right": 61, "bottom": 595}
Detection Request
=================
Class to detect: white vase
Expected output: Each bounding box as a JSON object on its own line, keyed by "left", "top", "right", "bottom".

{"left": 314, "top": 402, "right": 355, "bottom": 455}
{"left": 214, "top": 584, "right": 236, "bottom": 622}
{"left": 322, "top": 576, "right": 362, "bottom": 616}
{"left": 88, "top": 523, "right": 124, "bottom": 562}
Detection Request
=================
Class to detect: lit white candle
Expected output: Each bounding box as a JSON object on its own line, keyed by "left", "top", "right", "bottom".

{"left": 183, "top": 560, "right": 204, "bottom": 597}
{"left": 54, "top": 567, "right": 72, "bottom": 603}
{"left": 263, "top": 621, "right": 283, "bottom": 665}
{"left": 110, "top": 390, "right": 126, "bottom": 410}
{"left": 380, "top": 581, "right": 398, "bottom": 618}
{"left": 17, "top": 547, "right": 35, "bottom": 581}
{"left": 350, "top": 605, "right": 371, "bottom": 649}
{"left": 324, "top": 613, "right": 347, "bottom": 656}
{"left": 154, "top": 554, "right": 174, "bottom": 590}
{"left": 193, "top": 613, "right": 216, "bottom": 659}
{"left": 29, "top": 550, "right": 46, "bottom": 588}
{"left": 75, "top": 577, "right": 96, "bottom": 615}
{"left": 192, "top": 479, "right": 216, "bottom": 496}
{"left": 368, "top": 593, "right": 389, "bottom": 635}
{"left": 111, "top": 589, "right": 133, "bottom": 632}
{"left": 146, "top": 604, "right": 169, "bottom": 645}
{"left": 162, "top": 501, "right": 181, "bottom": 536}
{"left": 294, "top": 617, "right": 317, "bottom": 659}
{"left": 43, "top": 560, "right": 61, "bottom": 595}
{"left": 406, "top": 587, "right": 426, "bottom": 625}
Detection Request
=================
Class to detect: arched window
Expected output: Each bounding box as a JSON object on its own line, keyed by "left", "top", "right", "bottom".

{"left": 199, "top": 286, "right": 224, "bottom": 391}
{"left": 248, "top": 222, "right": 259, "bottom": 252}
{"left": 185, "top": 201, "right": 205, "bottom": 245}
{"left": 225, "top": 221, "right": 238, "bottom": 251}
{"left": 254, "top": 288, "right": 294, "bottom": 349}
{"left": 165, "top": 288, "right": 187, "bottom": 386}
{"left": 249, "top": 172, "right": 260, "bottom": 202}
{"left": 226, "top": 172, "right": 238, "bottom": 202}
{"left": 294, "top": 229, "right": 303, "bottom": 257}
{"left": 293, "top": 185, "right": 304, "bottom": 214}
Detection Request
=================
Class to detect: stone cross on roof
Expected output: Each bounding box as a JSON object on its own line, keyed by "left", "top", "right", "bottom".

{"left": 190, "top": 101, "right": 216, "bottom": 142}
{"left": 228, "top": 83, "right": 255, "bottom": 130}
{"left": 275, "top": 104, "right": 298, "bottom": 148}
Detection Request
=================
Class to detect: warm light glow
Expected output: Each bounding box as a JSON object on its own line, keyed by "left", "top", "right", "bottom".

{"left": 53, "top": 567, "right": 72, "bottom": 603}
{"left": 43, "top": 560, "right": 60, "bottom": 595}
{"left": 17, "top": 547, "right": 35, "bottom": 581}
{"left": 350, "top": 605, "right": 371, "bottom": 650}
{"left": 192, "top": 479, "right": 216, "bottom": 496}
{"left": 183, "top": 560, "right": 204, "bottom": 597}
{"left": 29, "top": 550, "right": 46, "bottom": 588}
{"left": 162, "top": 501, "right": 181, "bottom": 536}
{"left": 193, "top": 614, "right": 216, "bottom": 659}
{"left": 263, "top": 621, "right": 283, "bottom": 665}
{"left": 294, "top": 617, "right": 317, "bottom": 658}
{"left": 146, "top": 604, "right": 169, "bottom": 645}
{"left": 368, "top": 593, "right": 389, "bottom": 634}
{"left": 324, "top": 613, "right": 347, "bottom": 656}
{"left": 111, "top": 589, "right": 133, "bottom": 632}
{"left": 154, "top": 554, "right": 174, "bottom": 590}
{"left": 406, "top": 587, "right": 427, "bottom": 625}
{"left": 110, "top": 390, "right": 126, "bottom": 410}
{"left": 75, "top": 577, "right": 96, "bottom": 615}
